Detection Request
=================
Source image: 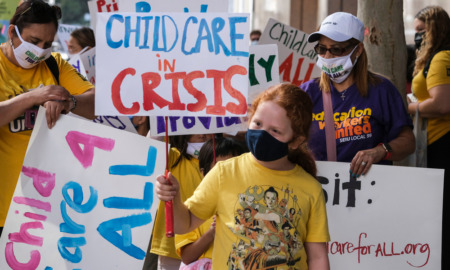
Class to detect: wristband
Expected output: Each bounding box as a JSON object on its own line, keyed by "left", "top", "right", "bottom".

{"left": 70, "top": 95, "right": 77, "bottom": 111}
{"left": 378, "top": 143, "right": 392, "bottom": 160}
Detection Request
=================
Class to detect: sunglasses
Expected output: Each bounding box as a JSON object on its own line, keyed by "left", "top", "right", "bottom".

{"left": 314, "top": 43, "right": 357, "bottom": 56}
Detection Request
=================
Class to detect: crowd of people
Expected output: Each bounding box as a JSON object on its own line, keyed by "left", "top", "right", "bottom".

{"left": 0, "top": 0, "right": 449, "bottom": 270}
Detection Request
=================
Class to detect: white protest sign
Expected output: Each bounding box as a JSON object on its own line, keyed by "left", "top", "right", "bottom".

{"left": 69, "top": 54, "right": 87, "bottom": 78}
{"left": 118, "top": 0, "right": 229, "bottom": 12}
{"left": 80, "top": 47, "right": 96, "bottom": 85}
{"left": 259, "top": 18, "right": 321, "bottom": 85}
{"left": 95, "top": 12, "right": 249, "bottom": 117}
{"left": 0, "top": 106, "right": 165, "bottom": 269}
{"left": 149, "top": 116, "right": 246, "bottom": 136}
{"left": 88, "top": 0, "right": 120, "bottom": 32}
{"left": 248, "top": 44, "right": 279, "bottom": 103}
{"left": 318, "top": 161, "right": 444, "bottom": 269}
{"left": 57, "top": 24, "right": 80, "bottom": 53}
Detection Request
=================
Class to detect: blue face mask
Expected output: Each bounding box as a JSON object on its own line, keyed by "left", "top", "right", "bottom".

{"left": 245, "top": 129, "right": 289, "bottom": 161}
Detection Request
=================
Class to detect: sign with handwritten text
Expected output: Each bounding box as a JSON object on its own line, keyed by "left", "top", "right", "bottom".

{"left": 0, "top": 106, "right": 165, "bottom": 269}
{"left": 318, "top": 161, "right": 444, "bottom": 269}
{"left": 88, "top": 0, "right": 120, "bottom": 32}
{"left": 259, "top": 18, "right": 321, "bottom": 85}
{"left": 69, "top": 54, "right": 87, "bottom": 79}
{"left": 118, "top": 0, "right": 228, "bottom": 13}
{"left": 57, "top": 24, "right": 81, "bottom": 53}
{"left": 248, "top": 44, "right": 279, "bottom": 103}
{"left": 80, "top": 47, "right": 96, "bottom": 85}
{"left": 149, "top": 115, "right": 246, "bottom": 136}
{"left": 95, "top": 12, "right": 249, "bottom": 117}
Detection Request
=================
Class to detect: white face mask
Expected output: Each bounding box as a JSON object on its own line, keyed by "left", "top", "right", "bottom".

{"left": 187, "top": 142, "right": 204, "bottom": 159}
{"left": 10, "top": 25, "right": 52, "bottom": 69}
{"left": 316, "top": 46, "right": 358, "bottom": 84}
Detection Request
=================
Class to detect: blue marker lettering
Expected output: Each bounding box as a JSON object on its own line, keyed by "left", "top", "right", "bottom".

{"left": 57, "top": 237, "right": 86, "bottom": 263}
{"left": 103, "top": 182, "right": 153, "bottom": 210}
{"left": 124, "top": 16, "right": 141, "bottom": 48}
{"left": 106, "top": 14, "right": 124, "bottom": 49}
{"left": 109, "top": 146, "right": 157, "bottom": 176}
{"left": 62, "top": 181, "right": 98, "bottom": 214}
{"left": 136, "top": 1, "right": 151, "bottom": 12}
{"left": 229, "top": 17, "right": 249, "bottom": 57}
{"left": 211, "top": 17, "right": 231, "bottom": 56}
{"left": 198, "top": 117, "right": 211, "bottom": 129}
{"left": 97, "top": 213, "right": 152, "bottom": 260}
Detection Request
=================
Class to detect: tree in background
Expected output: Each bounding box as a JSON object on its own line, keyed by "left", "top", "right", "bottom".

{"left": 57, "top": 0, "right": 90, "bottom": 26}
{"left": 358, "top": 0, "right": 407, "bottom": 100}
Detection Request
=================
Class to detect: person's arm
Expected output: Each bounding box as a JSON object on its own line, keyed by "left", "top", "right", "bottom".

{"left": 44, "top": 88, "right": 95, "bottom": 129}
{"left": 0, "top": 85, "right": 71, "bottom": 128}
{"left": 155, "top": 172, "right": 205, "bottom": 234}
{"left": 408, "top": 84, "right": 450, "bottom": 118}
{"left": 304, "top": 242, "right": 329, "bottom": 270}
{"left": 350, "top": 126, "right": 415, "bottom": 176}
{"left": 179, "top": 217, "right": 215, "bottom": 265}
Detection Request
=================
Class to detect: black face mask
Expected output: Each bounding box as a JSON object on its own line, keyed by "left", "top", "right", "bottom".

{"left": 414, "top": 31, "right": 425, "bottom": 50}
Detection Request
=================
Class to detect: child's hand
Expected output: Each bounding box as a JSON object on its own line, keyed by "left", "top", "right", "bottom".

{"left": 155, "top": 172, "right": 179, "bottom": 201}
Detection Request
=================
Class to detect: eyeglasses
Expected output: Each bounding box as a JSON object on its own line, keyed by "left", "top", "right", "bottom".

{"left": 314, "top": 43, "right": 356, "bottom": 56}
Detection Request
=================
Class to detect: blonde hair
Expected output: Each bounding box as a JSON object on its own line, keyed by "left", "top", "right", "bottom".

{"left": 413, "top": 6, "right": 450, "bottom": 76}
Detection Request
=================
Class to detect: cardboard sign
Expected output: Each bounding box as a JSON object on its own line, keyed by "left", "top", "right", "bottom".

{"left": 95, "top": 12, "right": 249, "bottom": 117}
{"left": 149, "top": 115, "right": 246, "bottom": 136}
{"left": 259, "top": 18, "right": 321, "bottom": 85}
{"left": 248, "top": 44, "right": 279, "bottom": 103}
{"left": 88, "top": 0, "right": 120, "bottom": 32}
{"left": 80, "top": 47, "right": 96, "bottom": 85}
{"left": 0, "top": 106, "right": 165, "bottom": 269}
{"left": 57, "top": 24, "right": 81, "bottom": 53}
{"left": 118, "top": 0, "right": 229, "bottom": 13}
{"left": 318, "top": 161, "right": 444, "bottom": 269}
{"left": 69, "top": 54, "right": 87, "bottom": 79}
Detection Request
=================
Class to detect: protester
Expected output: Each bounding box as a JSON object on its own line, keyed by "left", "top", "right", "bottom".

{"left": 150, "top": 134, "right": 211, "bottom": 270}
{"left": 156, "top": 83, "right": 330, "bottom": 269}
{"left": 176, "top": 137, "right": 247, "bottom": 269}
{"left": 301, "top": 12, "right": 415, "bottom": 177}
{"left": 67, "top": 26, "right": 95, "bottom": 59}
{"left": 250, "top": 29, "right": 261, "bottom": 45}
{"left": 407, "top": 6, "right": 450, "bottom": 269}
{"left": 0, "top": 0, "right": 95, "bottom": 237}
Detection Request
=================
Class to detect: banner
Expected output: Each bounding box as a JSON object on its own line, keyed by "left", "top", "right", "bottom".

{"left": 57, "top": 24, "right": 81, "bottom": 53}
{"left": 118, "top": 0, "right": 229, "bottom": 13}
{"left": 95, "top": 12, "right": 249, "bottom": 117}
{"left": 0, "top": 107, "right": 165, "bottom": 269}
{"left": 259, "top": 18, "right": 321, "bottom": 85}
{"left": 149, "top": 115, "right": 246, "bottom": 136}
{"left": 318, "top": 161, "right": 444, "bottom": 269}
{"left": 0, "top": 0, "right": 20, "bottom": 21}
{"left": 248, "top": 44, "right": 279, "bottom": 103}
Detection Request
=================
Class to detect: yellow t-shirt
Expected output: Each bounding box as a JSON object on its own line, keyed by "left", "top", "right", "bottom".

{"left": 0, "top": 51, "right": 93, "bottom": 227}
{"left": 174, "top": 216, "right": 214, "bottom": 259}
{"left": 151, "top": 148, "right": 203, "bottom": 258}
{"left": 412, "top": 50, "right": 450, "bottom": 144}
{"left": 185, "top": 153, "right": 330, "bottom": 270}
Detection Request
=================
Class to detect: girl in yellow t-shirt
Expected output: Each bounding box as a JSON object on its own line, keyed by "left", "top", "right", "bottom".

{"left": 155, "top": 84, "right": 331, "bottom": 270}
{"left": 176, "top": 137, "right": 247, "bottom": 269}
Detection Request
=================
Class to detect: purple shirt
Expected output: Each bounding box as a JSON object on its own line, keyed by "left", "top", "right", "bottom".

{"left": 301, "top": 77, "right": 413, "bottom": 163}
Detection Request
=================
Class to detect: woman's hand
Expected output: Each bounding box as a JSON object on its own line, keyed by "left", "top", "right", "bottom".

{"left": 43, "top": 100, "right": 70, "bottom": 129}
{"left": 155, "top": 172, "right": 180, "bottom": 201}
{"left": 350, "top": 145, "right": 385, "bottom": 177}
{"left": 32, "top": 85, "right": 71, "bottom": 105}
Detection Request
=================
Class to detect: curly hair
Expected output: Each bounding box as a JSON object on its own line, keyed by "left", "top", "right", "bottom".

{"left": 249, "top": 83, "right": 317, "bottom": 177}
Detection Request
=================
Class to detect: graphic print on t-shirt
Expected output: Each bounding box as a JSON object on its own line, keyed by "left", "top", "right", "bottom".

{"left": 8, "top": 85, "right": 40, "bottom": 133}
{"left": 313, "top": 106, "right": 373, "bottom": 143}
{"left": 228, "top": 184, "right": 303, "bottom": 269}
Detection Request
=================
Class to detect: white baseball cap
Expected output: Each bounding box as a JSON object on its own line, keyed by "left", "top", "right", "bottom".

{"left": 308, "top": 12, "right": 364, "bottom": 43}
